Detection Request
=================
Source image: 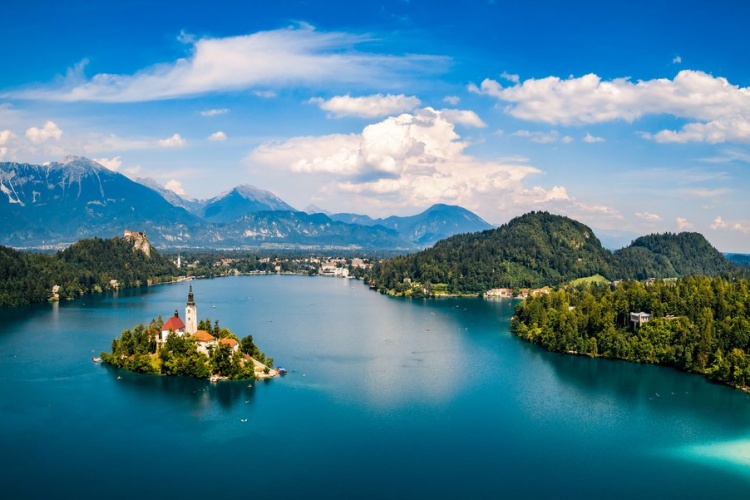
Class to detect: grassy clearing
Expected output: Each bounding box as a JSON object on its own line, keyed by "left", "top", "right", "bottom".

{"left": 569, "top": 274, "right": 609, "bottom": 286}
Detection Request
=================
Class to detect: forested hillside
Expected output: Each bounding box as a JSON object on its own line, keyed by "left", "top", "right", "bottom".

{"left": 512, "top": 277, "right": 750, "bottom": 389}
{"left": 368, "top": 212, "right": 612, "bottom": 294}
{"left": 613, "top": 232, "right": 732, "bottom": 279}
{"left": 0, "top": 237, "right": 178, "bottom": 306}
{"left": 366, "top": 211, "right": 736, "bottom": 296}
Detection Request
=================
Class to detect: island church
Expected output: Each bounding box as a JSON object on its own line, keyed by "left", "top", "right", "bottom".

{"left": 159, "top": 285, "right": 198, "bottom": 344}
{"left": 157, "top": 285, "right": 238, "bottom": 356}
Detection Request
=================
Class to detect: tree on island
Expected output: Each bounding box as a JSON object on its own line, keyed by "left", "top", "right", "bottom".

{"left": 102, "top": 318, "right": 272, "bottom": 380}
{"left": 240, "top": 334, "right": 274, "bottom": 369}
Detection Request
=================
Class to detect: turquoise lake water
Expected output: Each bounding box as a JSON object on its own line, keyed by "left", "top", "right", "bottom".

{"left": 2, "top": 275, "right": 750, "bottom": 498}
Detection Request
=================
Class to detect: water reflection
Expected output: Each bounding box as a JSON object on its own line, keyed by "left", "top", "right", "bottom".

{"left": 318, "top": 296, "right": 476, "bottom": 408}
{"left": 522, "top": 343, "right": 750, "bottom": 431}
{"left": 102, "top": 364, "right": 260, "bottom": 411}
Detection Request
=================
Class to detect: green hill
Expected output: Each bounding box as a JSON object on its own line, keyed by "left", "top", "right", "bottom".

{"left": 613, "top": 232, "right": 731, "bottom": 280}
{"left": 368, "top": 211, "right": 612, "bottom": 294}
{"left": 366, "top": 211, "right": 735, "bottom": 296}
{"left": 0, "top": 235, "right": 178, "bottom": 307}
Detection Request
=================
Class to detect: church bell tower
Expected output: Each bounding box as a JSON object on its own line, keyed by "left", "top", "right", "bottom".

{"left": 185, "top": 284, "right": 197, "bottom": 335}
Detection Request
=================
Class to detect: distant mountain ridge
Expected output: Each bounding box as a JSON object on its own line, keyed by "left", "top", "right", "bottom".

{"left": 0, "top": 156, "right": 211, "bottom": 247}
{"left": 135, "top": 177, "right": 202, "bottom": 213}
{"left": 198, "top": 185, "right": 297, "bottom": 224}
{"left": 1, "top": 157, "right": 490, "bottom": 250}
{"left": 328, "top": 203, "right": 493, "bottom": 246}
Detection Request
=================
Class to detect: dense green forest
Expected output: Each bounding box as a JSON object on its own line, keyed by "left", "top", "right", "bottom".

{"left": 612, "top": 232, "right": 731, "bottom": 280}
{"left": 512, "top": 276, "right": 750, "bottom": 389}
{"left": 0, "top": 237, "right": 178, "bottom": 306}
{"left": 101, "top": 318, "right": 272, "bottom": 380}
{"left": 365, "top": 212, "right": 736, "bottom": 296}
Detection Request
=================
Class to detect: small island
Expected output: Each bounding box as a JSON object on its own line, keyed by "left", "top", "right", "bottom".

{"left": 101, "top": 285, "right": 275, "bottom": 381}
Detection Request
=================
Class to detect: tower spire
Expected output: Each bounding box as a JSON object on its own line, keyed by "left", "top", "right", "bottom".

{"left": 187, "top": 284, "right": 195, "bottom": 306}
{"left": 185, "top": 284, "right": 197, "bottom": 335}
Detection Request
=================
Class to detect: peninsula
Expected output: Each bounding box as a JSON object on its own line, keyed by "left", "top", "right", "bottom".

{"left": 102, "top": 285, "right": 276, "bottom": 380}
{"left": 512, "top": 276, "right": 750, "bottom": 391}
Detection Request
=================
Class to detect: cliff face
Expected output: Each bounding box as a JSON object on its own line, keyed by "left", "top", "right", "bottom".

{"left": 124, "top": 230, "right": 151, "bottom": 257}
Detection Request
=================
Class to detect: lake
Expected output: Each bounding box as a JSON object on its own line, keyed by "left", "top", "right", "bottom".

{"left": 2, "top": 275, "right": 750, "bottom": 498}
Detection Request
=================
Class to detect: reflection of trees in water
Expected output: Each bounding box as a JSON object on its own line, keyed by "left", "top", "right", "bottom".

{"left": 540, "top": 349, "right": 750, "bottom": 430}
{"left": 103, "top": 364, "right": 259, "bottom": 410}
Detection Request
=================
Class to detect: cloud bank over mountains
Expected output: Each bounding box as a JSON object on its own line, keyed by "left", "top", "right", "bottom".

{"left": 248, "top": 107, "right": 612, "bottom": 223}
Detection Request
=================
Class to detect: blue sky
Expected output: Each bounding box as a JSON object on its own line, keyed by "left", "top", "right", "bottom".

{"left": 2, "top": 0, "right": 750, "bottom": 251}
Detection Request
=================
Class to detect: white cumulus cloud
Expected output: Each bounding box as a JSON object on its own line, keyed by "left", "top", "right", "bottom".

{"left": 310, "top": 94, "right": 421, "bottom": 118}
{"left": 676, "top": 217, "right": 694, "bottom": 230}
{"left": 500, "top": 72, "right": 520, "bottom": 84}
{"left": 636, "top": 212, "right": 662, "bottom": 222}
{"left": 0, "top": 129, "right": 18, "bottom": 159}
{"left": 157, "top": 133, "right": 185, "bottom": 148}
{"left": 0, "top": 129, "right": 18, "bottom": 145}
{"left": 439, "top": 109, "right": 486, "bottom": 128}
{"left": 251, "top": 133, "right": 362, "bottom": 175}
{"left": 443, "top": 95, "right": 460, "bottom": 105}
{"left": 470, "top": 70, "right": 750, "bottom": 143}
{"left": 711, "top": 216, "right": 727, "bottom": 229}
{"left": 165, "top": 179, "right": 188, "bottom": 196}
{"left": 208, "top": 131, "right": 227, "bottom": 142}
{"left": 246, "top": 107, "right": 620, "bottom": 222}
{"left": 707, "top": 216, "right": 750, "bottom": 233}
{"left": 9, "top": 25, "right": 447, "bottom": 103}
{"left": 93, "top": 156, "right": 122, "bottom": 171}
{"left": 648, "top": 116, "right": 750, "bottom": 144}
{"left": 25, "top": 121, "right": 62, "bottom": 143}
{"left": 583, "top": 133, "right": 605, "bottom": 143}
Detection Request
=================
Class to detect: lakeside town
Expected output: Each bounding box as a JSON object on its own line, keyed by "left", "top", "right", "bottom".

{"left": 176, "top": 253, "right": 562, "bottom": 299}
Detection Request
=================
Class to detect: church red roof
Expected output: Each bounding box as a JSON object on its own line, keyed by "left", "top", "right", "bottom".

{"left": 162, "top": 315, "right": 185, "bottom": 332}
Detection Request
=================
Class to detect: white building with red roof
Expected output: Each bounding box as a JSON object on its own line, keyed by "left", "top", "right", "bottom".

{"left": 160, "top": 310, "right": 186, "bottom": 344}
{"left": 220, "top": 338, "right": 240, "bottom": 354}
{"left": 158, "top": 285, "right": 199, "bottom": 345}
{"left": 193, "top": 329, "right": 217, "bottom": 355}
{"left": 157, "top": 286, "right": 241, "bottom": 359}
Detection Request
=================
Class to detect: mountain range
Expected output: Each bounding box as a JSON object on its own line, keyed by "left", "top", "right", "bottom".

{"left": 0, "top": 156, "right": 493, "bottom": 250}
